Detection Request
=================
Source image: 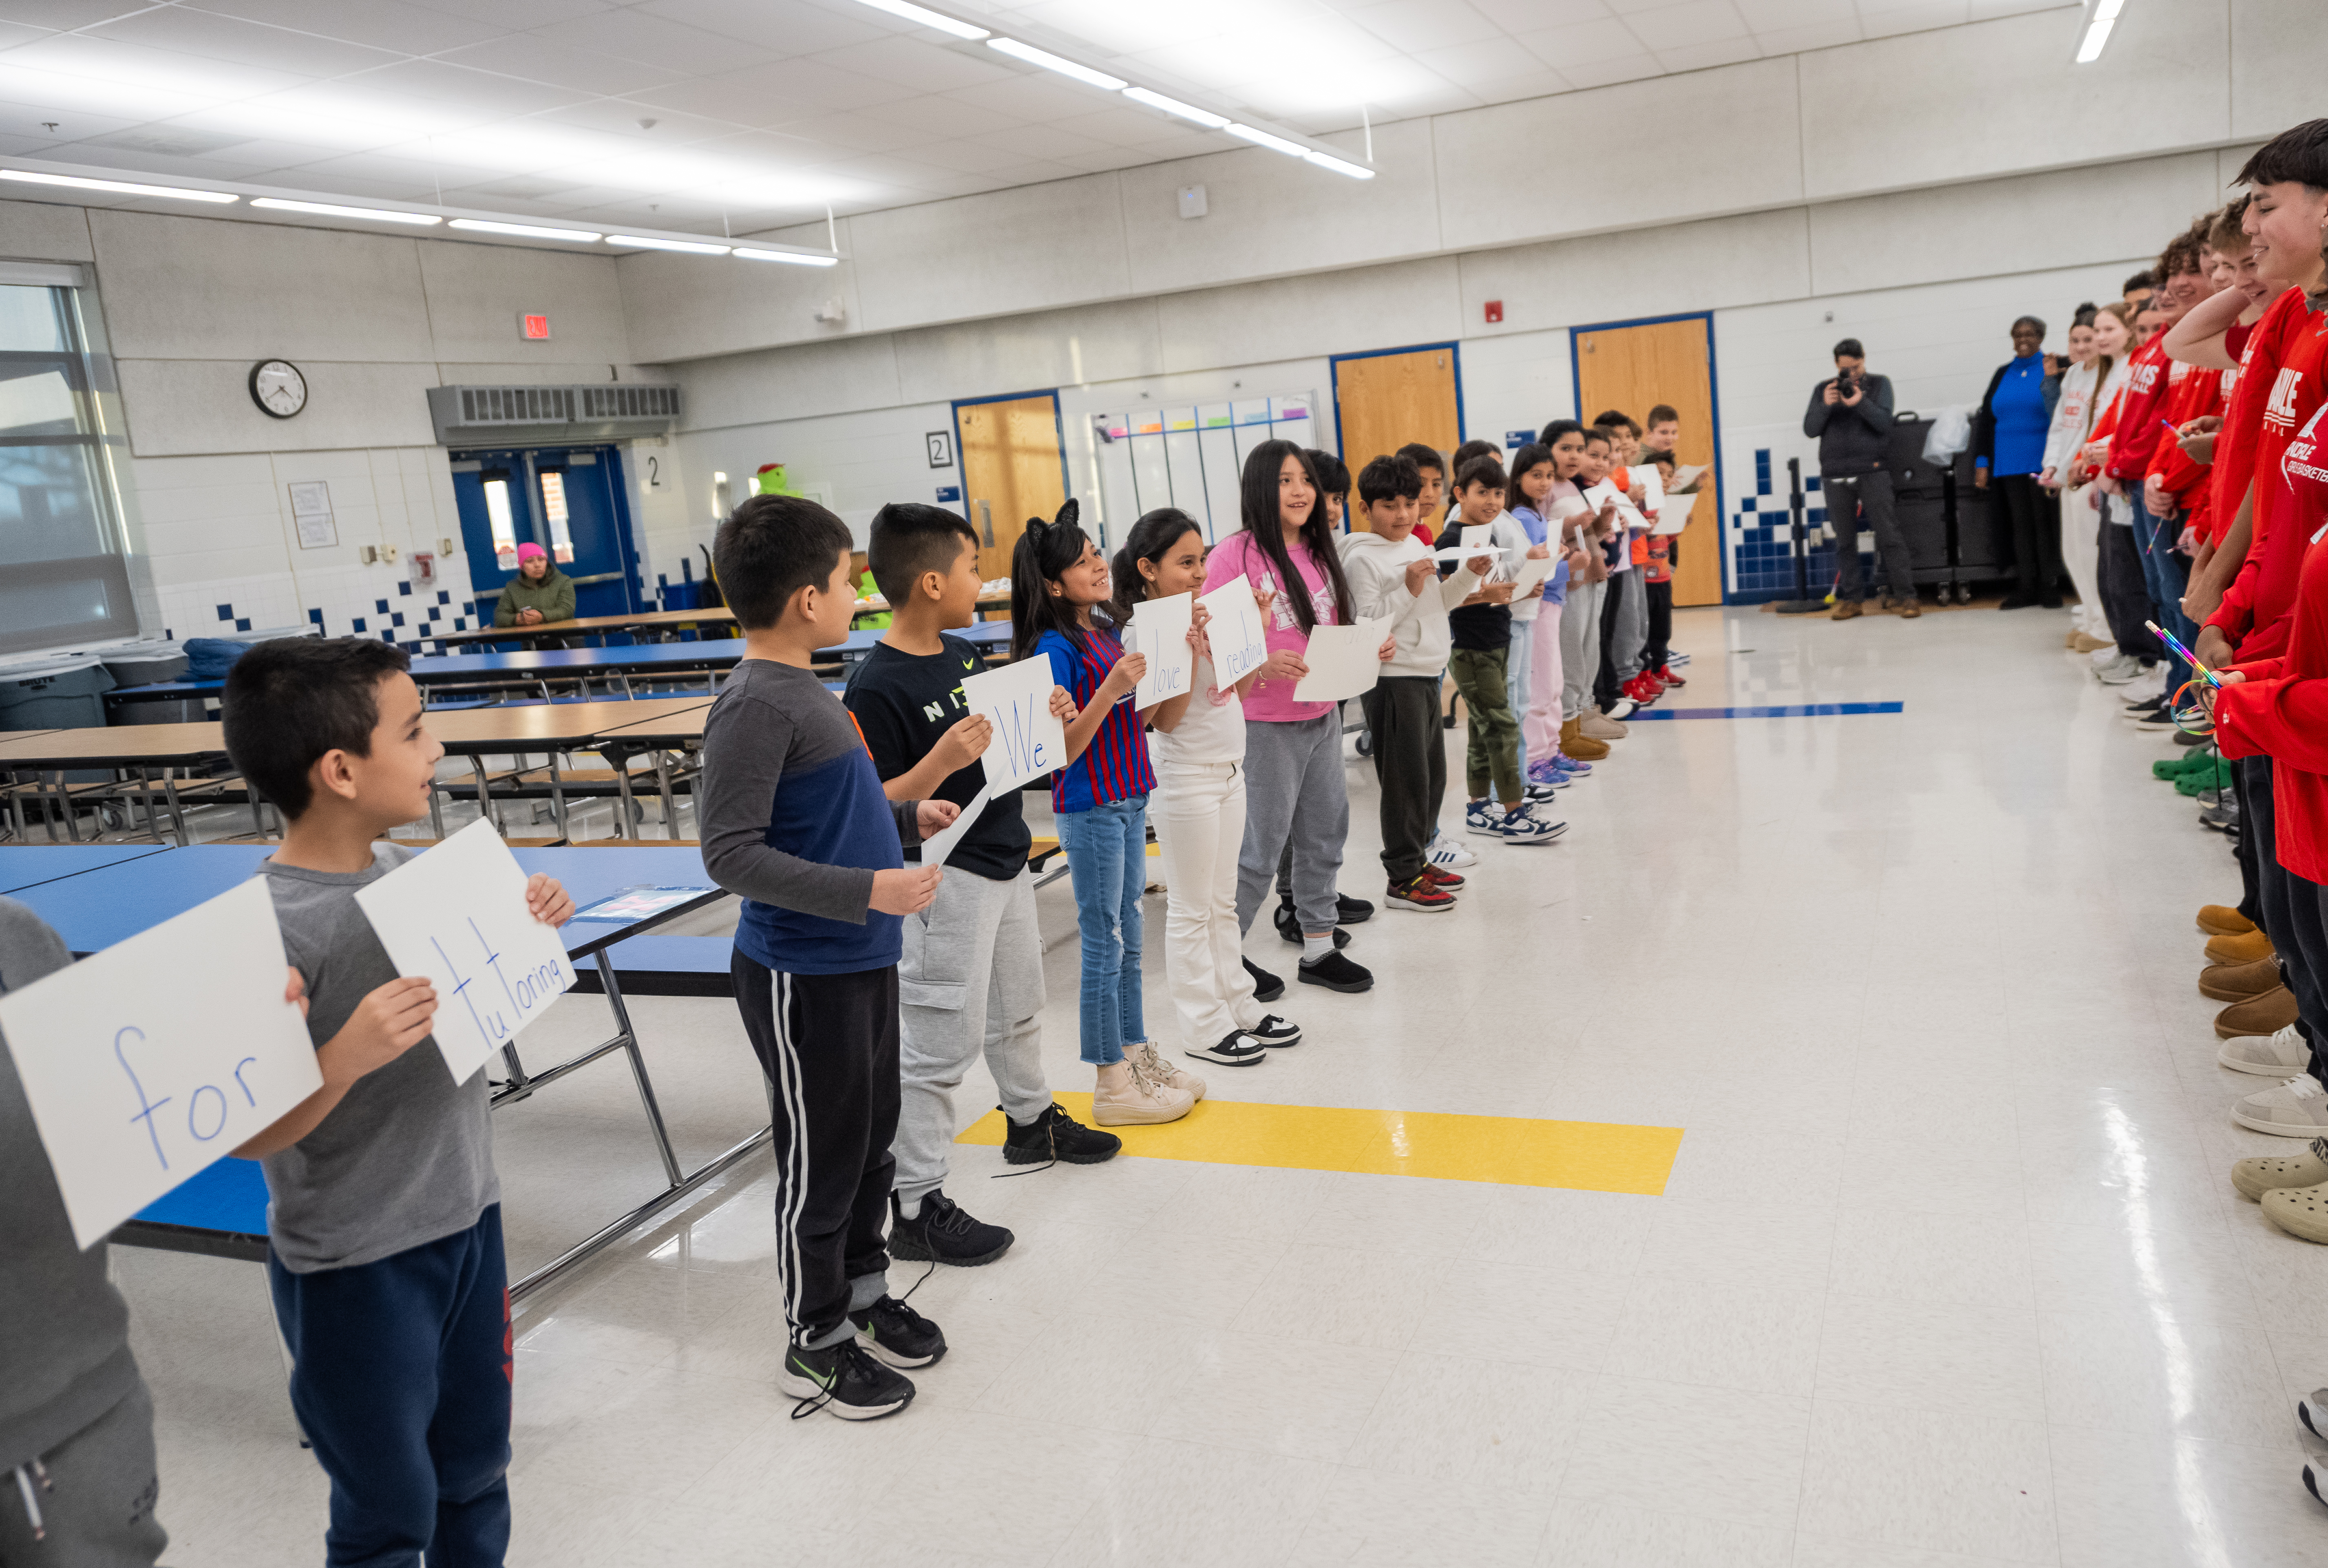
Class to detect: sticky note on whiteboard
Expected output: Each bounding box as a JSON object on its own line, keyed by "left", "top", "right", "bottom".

{"left": 0, "top": 877, "right": 321, "bottom": 1250}
{"left": 355, "top": 818, "right": 575, "bottom": 1083}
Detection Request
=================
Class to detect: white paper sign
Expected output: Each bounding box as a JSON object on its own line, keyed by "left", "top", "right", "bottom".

{"left": 917, "top": 782, "right": 992, "bottom": 869}
{"left": 1199, "top": 576, "right": 1269, "bottom": 685}
{"left": 1510, "top": 553, "right": 1556, "bottom": 598}
{"left": 1127, "top": 591, "right": 1193, "bottom": 708}
{"left": 0, "top": 877, "right": 321, "bottom": 1249}
{"left": 288, "top": 481, "right": 338, "bottom": 551}
{"left": 354, "top": 819, "right": 575, "bottom": 1083}
{"left": 1460, "top": 524, "right": 1493, "bottom": 550}
{"left": 959, "top": 655, "right": 1069, "bottom": 792}
{"left": 1293, "top": 616, "right": 1390, "bottom": 703}
{"left": 1654, "top": 487, "right": 1700, "bottom": 536}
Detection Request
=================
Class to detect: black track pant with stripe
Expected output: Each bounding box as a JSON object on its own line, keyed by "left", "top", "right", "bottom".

{"left": 732, "top": 955, "right": 899, "bottom": 1350}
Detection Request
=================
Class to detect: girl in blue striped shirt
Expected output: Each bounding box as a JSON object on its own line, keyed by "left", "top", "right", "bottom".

{"left": 1012, "top": 503, "right": 1197, "bottom": 1127}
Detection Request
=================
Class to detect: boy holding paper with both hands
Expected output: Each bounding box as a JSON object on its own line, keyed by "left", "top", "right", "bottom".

{"left": 840, "top": 502, "right": 1121, "bottom": 1272}
{"left": 219, "top": 638, "right": 575, "bottom": 1567}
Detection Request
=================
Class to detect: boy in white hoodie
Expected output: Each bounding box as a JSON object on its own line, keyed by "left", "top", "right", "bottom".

{"left": 1345, "top": 455, "right": 1493, "bottom": 911}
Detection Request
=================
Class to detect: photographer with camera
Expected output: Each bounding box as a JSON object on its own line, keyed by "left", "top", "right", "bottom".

{"left": 1803, "top": 338, "right": 1914, "bottom": 620}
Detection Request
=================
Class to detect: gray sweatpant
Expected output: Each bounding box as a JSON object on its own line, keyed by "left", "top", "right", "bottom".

{"left": 1237, "top": 710, "right": 1347, "bottom": 937}
{"left": 1561, "top": 578, "right": 1606, "bottom": 722}
{"left": 0, "top": 1385, "right": 166, "bottom": 1568}
{"left": 1612, "top": 569, "right": 1648, "bottom": 684}
{"left": 893, "top": 864, "right": 1052, "bottom": 1211}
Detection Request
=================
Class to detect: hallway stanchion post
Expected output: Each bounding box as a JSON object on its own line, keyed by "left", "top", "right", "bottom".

{"left": 1775, "top": 455, "right": 1829, "bottom": 614}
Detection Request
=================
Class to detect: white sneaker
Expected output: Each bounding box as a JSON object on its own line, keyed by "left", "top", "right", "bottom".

{"left": 1604, "top": 697, "right": 1638, "bottom": 720}
{"left": 2300, "top": 1388, "right": 2328, "bottom": 1441}
{"left": 2233, "top": 1074, "right": 2328, "bottom": 1137}
{"left": 1464, "top": 801, "right": 1504, "bottom": 838}
{"left": 1130, "top": 1038, "right": 1204, "bottom": 1100}
{"left": 2221, "top": 1023, "right": 2311, "bottom": 1076}
{"left": 1093, "top": 1058, "right": 1195, "bottom": 1126}
{"left": 1427, "top": 833, "right": 1479, "bottom": 870}
{"left": 2093, "top": 654, "right": 2143, "bottom": 684}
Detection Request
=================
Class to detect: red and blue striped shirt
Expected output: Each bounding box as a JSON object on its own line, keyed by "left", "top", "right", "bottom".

{"left": 1037, "top": 625, "right": 1155, "bottom": 814}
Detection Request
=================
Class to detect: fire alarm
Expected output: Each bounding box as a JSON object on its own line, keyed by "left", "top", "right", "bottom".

{"left": 519, "top": 312, "right": 550, "bottom": 340}
{"left": 1484, "top": 300, "right": 1504, "bottom": 324}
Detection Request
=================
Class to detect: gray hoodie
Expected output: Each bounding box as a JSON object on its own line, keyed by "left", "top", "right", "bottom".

{"left": 0, "top": 898, "right": 145, "bottom": 1473}
{"left": 1338, "top": 528, "right": 1482, "bottom": 679}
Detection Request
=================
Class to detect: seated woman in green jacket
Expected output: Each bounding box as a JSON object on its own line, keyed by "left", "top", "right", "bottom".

{"left": 495, "top": 542, "right": 576, "bottom": 628}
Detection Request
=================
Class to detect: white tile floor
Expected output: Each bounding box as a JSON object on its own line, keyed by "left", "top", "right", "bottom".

{"left": 115, "top": 604, "right": 2328, "bottom": 1566}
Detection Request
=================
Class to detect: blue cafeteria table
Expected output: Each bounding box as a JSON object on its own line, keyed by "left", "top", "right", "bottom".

{"left": 9, "top": 842, "right": 761, "bottom": 1299}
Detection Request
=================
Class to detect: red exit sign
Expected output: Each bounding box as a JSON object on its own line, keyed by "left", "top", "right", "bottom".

{"left": 518, "top": 312, "right": 551, "bottom": 340}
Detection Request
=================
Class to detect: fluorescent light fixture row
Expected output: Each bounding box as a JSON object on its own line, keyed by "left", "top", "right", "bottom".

{"left": 851, "top": 0, "right": 988, "bottom": 38}
{"left": 1, "top": 168, "right": 237, "bottom": 203}
{"left": 251, "top": 197, "right": 442, "bottom": 225}
{"left": 605, "top": 234, "right": 731, "bottom": 255}
{"left": 734, "top": 247, "right": 840, "bottom": 267}
{"left": 1122, "top": 87, "right": 1229, "bottom": 130}
{"left": 985, "top": 37, "right": 1126, "bottom": 90}
{"left": 2074, "top": 0, "right": 2121, "bottom": 63}
{"left": 1225, "top": 123, "right": 1305, "bottom": 157}
{"left": 1303, "top": 150, "right": 1375, "bottom": 181}
{"left": 448, "top": 218, "right": 602, "bottom": 241}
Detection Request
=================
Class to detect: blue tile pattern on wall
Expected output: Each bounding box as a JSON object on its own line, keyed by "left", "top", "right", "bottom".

{"left": 1729, "top": 446, "right": 1863, "bottom": 601}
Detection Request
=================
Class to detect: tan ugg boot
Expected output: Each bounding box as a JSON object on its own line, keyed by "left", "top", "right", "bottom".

{"left": 2200, "top": 955, "right": 2283, "bottom": 1002}
{"left": 1558, "top": 717, "right": 1610, "bottom": 761}
{"left": 2198, "top": 904, "right": 2256, "bottom": 937}
{"left": 2217, "top": 986, "right": 2299, "bottom": 1040}
{"left": 2206, "top": 928, "right": 2273, "bottom": 965}
{"left": 1579, "top": 711, "right": 1627, "bottom": 740}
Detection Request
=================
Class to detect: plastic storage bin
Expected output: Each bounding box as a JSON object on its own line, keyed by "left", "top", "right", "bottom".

{"left": 0, "top": 657, "right": 116, "bottom": 732}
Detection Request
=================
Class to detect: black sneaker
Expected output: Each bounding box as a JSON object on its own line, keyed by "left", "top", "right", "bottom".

{"left": 780, "top": 1338, "right": 914, "bottom": 1420}
{"left": 849, "top": 1294, "right": 948, "bottom": 1368}
{"left": 1246, "top": 1014, "right": 1301, "bottom": 1048}
{"left": 1275, "top": 902, "right": 1351, "bottom": 948}
{"left": 1335, "top": 892, "right": 1374, "bottom": 924}
{"left": 1297, "top": 949, "right": 1373, "bottom": 993}
{"left": 888, "top": 1188, "right": 1012, "bottom": 1267}
{"left": 2124, "top": 693, "right": 2167, "bottom": 713}
{"left": 1244, "top": 956, "right": 1285, "bottom": 1001}
{"left": 1189, "top": 1029, "right": 1268, "bottom": 1066}
{"left": 1003, "top": 1101, "right": 1121, "bottom": 1165}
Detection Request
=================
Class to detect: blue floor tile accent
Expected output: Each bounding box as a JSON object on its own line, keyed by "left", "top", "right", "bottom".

{"left": 1628, "top": 702, "right": 1905, "bottom": 721}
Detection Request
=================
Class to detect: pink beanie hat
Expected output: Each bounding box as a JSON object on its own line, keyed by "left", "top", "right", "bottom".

{"left": 515, "top": 543, "right": 547, "bottom": 562}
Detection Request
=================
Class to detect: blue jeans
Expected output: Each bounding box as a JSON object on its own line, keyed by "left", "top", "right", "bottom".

{"left": 2132, "top": 494, "right": 2193, "bottom": 697}
{"left": 1057, "top": 794, "right": 1147, "bottom": 1065}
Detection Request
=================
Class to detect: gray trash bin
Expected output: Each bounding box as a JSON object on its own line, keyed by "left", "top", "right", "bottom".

{"left": 98, "top": 640, "right": 197, "bottom": 724}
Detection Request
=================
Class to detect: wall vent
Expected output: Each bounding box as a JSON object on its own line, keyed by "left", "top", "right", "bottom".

{"left": 428, "top": 384, "right": 679, "bottom": 446}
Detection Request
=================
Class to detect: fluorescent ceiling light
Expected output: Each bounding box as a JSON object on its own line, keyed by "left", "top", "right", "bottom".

{"left": 251, "top": 197, "right": 440, "bottom": 225}
{"left": 733, "top": 247, "right": 840, "bottom": 267}
{"left": 1226, "top": 123, "right": 1305, "bottom": 157}
{"left": 448, "top": 218, "right": 603, "bottom": 241}
{"left": 1304, "top": 150, "right": 1375, "bottom": 180}
{"left": 605, "top": 234, "right": 731, "bottom": 255}
{"left": 1122, "top": 87, "right": 1230, "bottom": 130}
{"left": 2074, "top": 0, "right": 2120, "bottom": 62}
{"left": 1, "top": 168, "right": 237, "bottom": 203}
{"left": 847, "top": 0, "right": 988, "bottom": 38}
{"left": 986, "top": 37, "right": 1126, "bottom": 90}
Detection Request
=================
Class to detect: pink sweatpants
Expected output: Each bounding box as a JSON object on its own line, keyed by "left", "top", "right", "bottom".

{"left": 1523, "top": 601, "right": 1564, "bottom": 757}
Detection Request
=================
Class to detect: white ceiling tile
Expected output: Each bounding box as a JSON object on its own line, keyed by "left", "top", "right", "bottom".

{"left": 1471, "top": 0, "right": 1615, "bottom": 27}
{"left": 528, "top": 8, "right": 784, "bottom": 73}
{"left": 1734, "top": 0, "right": 1855, "bottom": 26}
{"left": 763, "top": 107, "right": 938, "bottom": 153}
{"left": 0, "top": 99, "right": 140, "bottom": 142}
{"left": 1751, "top": 18, "right": 1862, "bottom": 50}
{"left": 1856, "top": 0, "right": 1970, "bottom": 37}
{"left": 1623, "top": 0, "right": 1751, "bottom": 45}
{"left": 0, "top": 2, "right": 155, "bottom": 27}
{"left": 1471, "top": 76, "right": 1575, "bottom": 104}
{"left": 0, "top": 62, "right": 214, "bottom": 123}
{"left": 1967, "top": 0, "right": 2066, "bottom": 16}
{"left": 349, "top": 59, "right": 594, "bottom": 114}
{"left": 82, "top": 10, "right": 404, "bottom": 77}
{"left": 804, "top": 35, "right": 1018, "bottom": 93}
{"left": 1347, "top": 0, "right": 1506, "bottom": 53}
{"left": 1518, "top": 16, "right": 1652, "bottom": 67}
{"left": 628, "top": 0, "right": 888, "bottom": 55}
{"left": 428, "top": 37, "right": 688, "bottom": 97}
{"left": 1652, "top": 34, "right": 1762, "bottom": 69}
{"left": 638, "top": 58, "right": 925, "bottom": 123}
{"left": 190, "top": 0, "right": 510, "bottom": 55}
{"left": 528, "top": 100, "right": 737, "bottom": 142}
{"left": 7, "top": 31, "right": 311, "bottom": 99}
{"left": 899, "top": 137, "right": 1034, "bottom": 174}
{"left": 939, "top": 73, "right": 1117, "bottom": 124}
{"left": 1045, "top": 104, "right": 1203, "bottom": 148}
{"left": 1414, "top": 38, "right": 1568, "bottom": 90}
{"left": 402, "top": 0, "right": 617, "bottom": 28}
{"left": 870, "top": 93, "right": 1029, "bottom": 138}
{"left": 966, "top": 122, "right": 1115, "bottom": 161}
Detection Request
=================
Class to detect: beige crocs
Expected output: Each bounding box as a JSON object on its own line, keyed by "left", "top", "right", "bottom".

{"left": 2233, "top": 1141, "right": 2328, "bottom": 1202}
{"left": 2260, "top": 1179, "right": 2328, "bottom": 1244}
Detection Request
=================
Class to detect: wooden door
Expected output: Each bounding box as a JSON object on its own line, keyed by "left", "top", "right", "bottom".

{"left": 1573, "top": 317, "right": 1722, "bottom": 605}
{"left": 1333, "top": 347, "right": 1460, "bottom": 531}
{"left": 955, "top": 393, "right": 1066, "bottom": 580}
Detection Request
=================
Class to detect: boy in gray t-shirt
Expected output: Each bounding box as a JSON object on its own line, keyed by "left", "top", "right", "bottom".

{"left": 223, "top": 639, "right": 572, "bottom": 1567}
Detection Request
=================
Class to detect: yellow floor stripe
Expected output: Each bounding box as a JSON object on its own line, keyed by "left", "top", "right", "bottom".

{"left": 958, "top": 1094, "right": 1683, "bottom": 1196}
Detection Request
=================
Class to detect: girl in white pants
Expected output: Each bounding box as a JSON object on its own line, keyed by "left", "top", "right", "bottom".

{"left": 1113, "top": 508, "right": 1306, "bottom": 1068}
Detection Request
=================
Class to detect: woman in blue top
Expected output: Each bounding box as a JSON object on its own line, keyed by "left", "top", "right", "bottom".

{"left": 1010, "top": 501, "right": 1196, "bottom": 1127}
{"left": 1974, "top": 314, "right": 2065, "bottom": 610}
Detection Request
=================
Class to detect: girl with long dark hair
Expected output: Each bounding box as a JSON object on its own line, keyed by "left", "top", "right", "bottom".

{"left": 1112, "top": 509, "right": 1305, "bottom": 1068}
{"left": 1010, "top": 501, "right": 1195, "bottom": 1125}
{"left": 1197, "top": 441, "right": 1381, "bottom": 995}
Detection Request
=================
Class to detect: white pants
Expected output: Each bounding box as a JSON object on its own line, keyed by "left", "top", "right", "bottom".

{"left": 1152, "top": 758, "right": 1268, "bottom": 1052}
{"left": 2060, "top": 482, "right": 2102, "bottom": 633}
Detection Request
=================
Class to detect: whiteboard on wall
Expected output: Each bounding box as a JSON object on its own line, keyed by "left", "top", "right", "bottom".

{"left": 1091, "top": 391, "right": 1316, "bottom": 546}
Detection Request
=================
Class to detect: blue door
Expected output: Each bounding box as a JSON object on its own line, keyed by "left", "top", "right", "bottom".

{"left": 449, "top": 445, "right": 641, "bottom": 623}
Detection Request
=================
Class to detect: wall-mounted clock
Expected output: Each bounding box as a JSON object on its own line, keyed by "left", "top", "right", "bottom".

{"left": 249, "top": 359, "right": 307, "bottom": 419}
